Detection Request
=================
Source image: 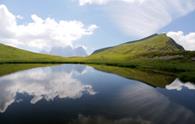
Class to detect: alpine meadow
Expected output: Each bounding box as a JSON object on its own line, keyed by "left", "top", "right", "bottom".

{"left": 0, "top": 1, "right": 195, "bottom": 124}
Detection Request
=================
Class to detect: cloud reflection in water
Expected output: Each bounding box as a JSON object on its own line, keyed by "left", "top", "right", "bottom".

{"left": 0, "top": 65, "right": 96, "bottom": 113}
{"left": 166, "top": 78, "right": 195, "bottom": 91}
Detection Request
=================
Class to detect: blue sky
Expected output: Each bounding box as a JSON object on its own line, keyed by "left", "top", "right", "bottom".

{"left": 161, "top": 11, "right": 195, "bottom": 33}
{"left": 0, "top": 0, "right": 195, "bottom": 54}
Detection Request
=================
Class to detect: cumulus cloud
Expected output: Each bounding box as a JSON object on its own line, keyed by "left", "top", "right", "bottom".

{"left": 78, "top": 0, "right": 195, "bottom": 37}
{"left": 0, "top": 4, "right": 97, "bottom": 53}
{"left": 0, "top": 65, "right": 96, "bottom": 113}
{"left": 167, "top": 31, "right": 195, "bottom": 51}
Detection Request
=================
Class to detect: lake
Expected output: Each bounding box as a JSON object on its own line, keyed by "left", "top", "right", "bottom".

{"left": 0, "top": 64, "right": 195, "bottom": 124}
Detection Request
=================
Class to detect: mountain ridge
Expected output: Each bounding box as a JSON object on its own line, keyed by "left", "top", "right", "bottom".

{"left": 90, "top": 34, "right": 185, "bottom": 60}
{"left": 92, "top": 34, "right": 184, "bottom": 56}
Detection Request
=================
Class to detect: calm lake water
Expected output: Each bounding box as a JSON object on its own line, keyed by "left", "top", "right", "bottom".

{"left": 0, "top": 64, "right": 195, "bottom": 124}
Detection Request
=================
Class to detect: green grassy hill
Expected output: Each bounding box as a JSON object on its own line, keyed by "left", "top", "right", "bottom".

{"left": 0, "top": 43, "right": 67, "bottom": 63}
{"left": 0, "top": 34, "right": 190, "bottom": 63}
{"left": 90, "top": 34, "right": 185, "bottom": 60}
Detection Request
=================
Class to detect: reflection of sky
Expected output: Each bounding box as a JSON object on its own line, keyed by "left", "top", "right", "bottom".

{"left": 0, "top": 65, "right": 95, "bottom": 113}
{"left": 157, "top": 79, "right": 195, "bottom": 116}
{"left": 71, "top": 114, "right": 152, "bottom": 124}
{"left": 0, "top": 64, "right": 195, "bottom": 124}
{"left": 114, "top": 82, "right": 195, "bottom": 124}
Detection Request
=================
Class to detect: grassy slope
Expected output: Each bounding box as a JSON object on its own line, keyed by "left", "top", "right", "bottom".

{"left": 0, "top": 43, "right": 68, "bottom": 63}
{"left": 90, "top": 34, "right": 184, "bottom": 60}
{"left": 84, "top": 34, "right": 195, "bottom": 67}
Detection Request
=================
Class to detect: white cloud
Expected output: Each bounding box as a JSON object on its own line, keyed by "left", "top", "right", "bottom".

{"left": 79, "top": 0, "right": 109, "bottom": 5}
{"left": 16, "top": 15, "right": 23, "bottom": 20}
{"left": 78, "top": 0, "right": 195, "bottom": 37}
{"left": 0, "top": 5, "right": 16, "bottom": 38}
{"left": 79, "top": 0, "right": 145, "bottom": 5}
{"left": 123, "top": 0, "right": 145, "bottom": 3}
{"left": 167, "top": 31, "right": 195, "bottom": 51}
{"left": 166, "top": 78, "right": 195, "bottom": 91}
{"left": 110, "top": 0, "right": 195, "bottom": 37}
{"left": 0, "top": 65, "right": 96, "bottom": 113}
{"left": 0, "top": 4, "right": 97, "bottom": 53}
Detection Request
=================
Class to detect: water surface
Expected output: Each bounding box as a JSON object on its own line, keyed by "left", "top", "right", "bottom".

{"left": 0, "top": 64, "right": 195, "bottom": 124}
